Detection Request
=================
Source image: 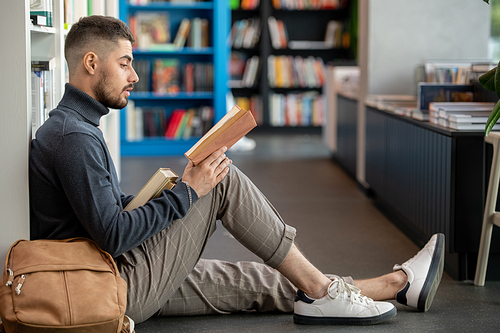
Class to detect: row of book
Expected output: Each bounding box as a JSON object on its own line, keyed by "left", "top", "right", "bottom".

{"left": 269, "top": 91, "right": 325, "bottom": 127}
{"left": 234, "top": 95, "right": 263, "bottom": 125}
{"left": 129, "top": 12, "right": 209, "bottom": 51}
{"left": 126, "top": 101, "right": 214, "bottom": 141}
{"left": 429, "top": 102, "right": 496, "bottom": 131}
{"left": 268, "top": 17, "right": 348, "bottom": 50}
{"left": 271, "top": 0, "right": 348, "bottom": 10}
{"left": 133, "top": 59, "right": 214, "bottom": 93}
{"left": 268, "top": 55, "right": 326, "bottom": 89}
{"left": 229, "top": 53, "right": 260, "bottom": 88}
{"left": 230, "top": 18, "right": 261, "bottom": 49}
{"left": 31, "top": 59, "right": 56, "bottom": 137}
{"left": 415, "top": 62, "right": 496, "bottom": 85}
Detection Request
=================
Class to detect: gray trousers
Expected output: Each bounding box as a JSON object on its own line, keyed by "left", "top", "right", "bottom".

{"left": 117, "top": 165, "right": 351, "bottom": 323}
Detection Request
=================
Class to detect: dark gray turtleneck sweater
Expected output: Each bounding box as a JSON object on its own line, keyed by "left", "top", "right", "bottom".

{"left": 29, "top": 84, "right": 197, "bottom": 258}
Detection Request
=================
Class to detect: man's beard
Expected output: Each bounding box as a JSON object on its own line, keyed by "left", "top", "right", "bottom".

{"left": 94, "top": 70, "right": 131, "bottom": 109}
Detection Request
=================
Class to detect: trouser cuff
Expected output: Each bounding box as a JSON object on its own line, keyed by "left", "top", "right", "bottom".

{"left": 264, "top": 224, "right": 296, "bottom": 269}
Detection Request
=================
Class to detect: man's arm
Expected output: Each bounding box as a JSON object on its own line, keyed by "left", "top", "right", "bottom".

{"left": 54, "top": 132, "right": 194, "bottom": 257}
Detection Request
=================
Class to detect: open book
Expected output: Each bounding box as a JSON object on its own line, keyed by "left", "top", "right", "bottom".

{"left": 123, "top": 168, "right": 178, "bottom": 212}
{"left": 185, "top": 104, "right": 257, "bottom": 165}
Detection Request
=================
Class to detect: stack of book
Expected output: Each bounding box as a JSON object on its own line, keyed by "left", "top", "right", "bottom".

{"left": 428, "top": 102, "right": 496, "bottom": 130}
{"left": 365, "top": 95, "right": 417, "bottom": 118}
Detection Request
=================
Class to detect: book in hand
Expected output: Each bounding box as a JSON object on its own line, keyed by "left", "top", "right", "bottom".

{"left": 185, "top": 105, "right": 257, "bottom": 165}
{"left": 123, "top": 168, "right": 178, "bottom": 212}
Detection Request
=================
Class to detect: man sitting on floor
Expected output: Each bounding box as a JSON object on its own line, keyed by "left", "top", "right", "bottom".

{"left": 29, "top": 15, "right": 445, "bottom": 326}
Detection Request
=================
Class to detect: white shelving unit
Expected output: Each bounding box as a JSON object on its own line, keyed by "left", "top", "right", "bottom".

{"left": 0, "top": 0, "right": 119, "bottom": 260}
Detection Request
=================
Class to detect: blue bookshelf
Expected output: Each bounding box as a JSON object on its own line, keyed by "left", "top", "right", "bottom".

{"left": 119, "top": 0, "right": 229, "bottom": 156}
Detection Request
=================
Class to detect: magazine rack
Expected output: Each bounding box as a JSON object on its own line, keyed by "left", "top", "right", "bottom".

{"left": 475, "top": 131, "right": 500, "bottom": 286}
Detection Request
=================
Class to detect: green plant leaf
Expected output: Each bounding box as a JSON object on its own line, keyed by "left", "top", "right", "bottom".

{"left": 495, "top": 65, "right": 500, "bottom": 99}
{"left": 485, "top": 100, "right": 500, "bottom": 136}
{"left": 479, "top": 66, "right": 497, "bottom": 91}
{"left": 484, "top": 0, "right": 490, "bottom": 4}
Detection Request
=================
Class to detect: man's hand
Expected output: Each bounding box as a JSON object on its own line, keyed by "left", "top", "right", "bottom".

{"left": 181, "top": 146, "right": 232, "bottom": 198}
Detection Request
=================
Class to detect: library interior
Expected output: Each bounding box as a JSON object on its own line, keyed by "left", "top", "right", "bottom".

{"left": 2, "top": 0, "right": 500, "bottom": 332}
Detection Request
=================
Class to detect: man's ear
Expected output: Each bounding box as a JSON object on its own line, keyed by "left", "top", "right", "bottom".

{"left": 83, "top": 52, "right": 98, "bottom": 75}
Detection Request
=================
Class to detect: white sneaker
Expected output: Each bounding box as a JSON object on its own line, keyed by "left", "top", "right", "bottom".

{"left": 230, "top": 136, "right": 256, "bottom": 152}
{"left": 293, "top": 278, "right": 397, "bottom": 325}
{"left": 393, "top": 233, "right": 445, "bottom": 312}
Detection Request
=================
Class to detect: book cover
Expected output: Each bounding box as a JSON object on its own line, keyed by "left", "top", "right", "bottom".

{"left": 135, "top": 12, "right": 171, "bottom": 50}
{"left": 152, "top": 58, "right": 180, "bottom": 94}
{"left": 165, "top": 109, "right": 186, "bottom": 138}
{"left": 123, "top": 168, "right": 179, "bottom": 212}
{"left": 417, "top": 83, "right": 474, "bottom": 111}
{"left": 173, "top": 18, "right": 191, "bottom": 49}
{"left": 185, "top": 105, "right": 257, "bottom": 165}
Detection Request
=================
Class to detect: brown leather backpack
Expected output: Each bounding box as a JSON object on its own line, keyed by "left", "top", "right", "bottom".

{"left": 0, "top": 238, "right": 131, "bottom": 332}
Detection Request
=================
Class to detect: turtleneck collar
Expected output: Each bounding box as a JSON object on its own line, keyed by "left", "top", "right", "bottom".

{"left": 58, "top": 83, "right": 110, "bottom": 126}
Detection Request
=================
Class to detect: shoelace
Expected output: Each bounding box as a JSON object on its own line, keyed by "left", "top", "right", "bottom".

{"left": 327, "top": 279, "right": 373, "bottom": 306}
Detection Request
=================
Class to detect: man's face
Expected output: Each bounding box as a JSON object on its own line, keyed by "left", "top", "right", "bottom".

{"left": 93, "top": 39, "right": 138, "bottom": 109}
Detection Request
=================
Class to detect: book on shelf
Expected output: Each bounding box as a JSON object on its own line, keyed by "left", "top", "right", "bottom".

{"left": 411, "top": 109, "right": 430, "bottom": 121}
{"left": 123, "top": 168, "right": 179, "bottom": 212}
{"left": 269, "top": 91, "right": 325, "bottom": 127}
{"left": 241, "top": 56, "right": 260, "bottom": 88}
{"left": 447, "top": 112, "right": 492, "bottom": 124}
{"left": 448, "top": 122, "right": 498, "bottom": 131}
{"left": 173, "top": 18, "right": 191, "bottom": 49}
{"left": 231, "top": 18, "right": 261, "bottom": 49}
{"left": 31, "top": 57, "right": 56, "bottom": 71}
{"left": 31, "top": 57, "right": 56, "bottom": 138}
{"left": 429, "top": 101, "right": 495, "bottom": 112}
{"left": 268, "top": 55, "right": 326, "bottom": 88}
{"left": 125, "top": 104, "right": 215, "bottom": 141}
{"left": 152, "top": 59, "right": 180, "bottom": 94}
{"left": 30, "top": 0, "right": 53, "bottom": 27}
{"left": 417, "top": 83, "right": 474, "bottom": 111}
{"left": 30, "top": 15, "right": 48, "bottom": 27}
{"left": 438, "top": 108, "right": 494, "bottom": 119}
{"left": 132, "top": 12, "right": 172, "bottom": 50}
{"left": 185, "top": 105, "right": 257, "bottom": 165}
{"left": 131, "top": 59, "right": 151, "bottom": 92}
{"left": 267, "top": 16, "right": 287, "bottom": 49}
{"left": 187, "top": 17, "right": 210, "bottom": 49}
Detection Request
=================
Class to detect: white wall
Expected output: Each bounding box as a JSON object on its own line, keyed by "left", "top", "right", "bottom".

{"left": 368, "top": 0, "right": 491, "bottom": 95}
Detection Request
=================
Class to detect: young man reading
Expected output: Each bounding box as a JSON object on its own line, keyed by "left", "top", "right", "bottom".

{"left": 29, "top": 16, "right": 445, "bottom": 326}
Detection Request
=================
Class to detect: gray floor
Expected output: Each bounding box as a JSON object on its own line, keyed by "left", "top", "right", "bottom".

{"left": 119, "top": 133, "right": 500, "bottom": 333}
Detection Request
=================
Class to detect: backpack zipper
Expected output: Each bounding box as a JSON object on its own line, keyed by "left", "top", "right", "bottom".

{"left": 14, "top": 275, "right": 25, "bottom": 295}
{"left": 5, "top": 268, "right": 14, "bottom": 287}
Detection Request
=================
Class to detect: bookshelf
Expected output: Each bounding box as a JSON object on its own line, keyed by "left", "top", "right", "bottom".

{"left": 118, "top": 0, "right": 229, "bottom": 156}
{"left": 0, "top": 0, "right": 119, "bottom": 261}
{"left": 230, "top": 0, "right": 356, "bottom": 129}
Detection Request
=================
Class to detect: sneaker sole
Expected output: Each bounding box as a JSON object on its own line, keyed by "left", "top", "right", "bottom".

{"left": 417, "top": 233, "right": 445, "bottom": 312}
{"left": 293, "top": 307, "right": 397, "bottom": 325}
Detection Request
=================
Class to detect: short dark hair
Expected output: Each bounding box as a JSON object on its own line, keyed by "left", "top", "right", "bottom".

{"left": 65, "top": 15, "right": 135, "bottom": 74}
